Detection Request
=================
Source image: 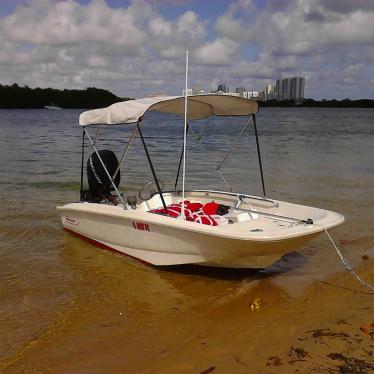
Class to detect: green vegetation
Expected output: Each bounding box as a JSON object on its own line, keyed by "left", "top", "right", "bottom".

{"left": 1, "top": 83, "right": 373, "bottom": 109}
{"left": 0, "top": 83, "right": 129, "bottom": 109}
{"left": 259, "top": 98, "right": 374, "bottom": 108}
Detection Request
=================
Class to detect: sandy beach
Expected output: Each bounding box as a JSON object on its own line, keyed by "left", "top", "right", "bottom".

{"left": 2, "top": 246, "right": 374, "bottom": 373}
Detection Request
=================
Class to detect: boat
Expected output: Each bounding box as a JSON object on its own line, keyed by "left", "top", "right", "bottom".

{"left": 57, "top": 94, "right": 344, "bottom": 268}
{"left": 44, "top": 104, "right": 62, "bottom": 110}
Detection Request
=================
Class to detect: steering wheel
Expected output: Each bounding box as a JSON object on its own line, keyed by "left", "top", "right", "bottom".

{"left": 139, "top": 180, "right": 165, "bottom": 201}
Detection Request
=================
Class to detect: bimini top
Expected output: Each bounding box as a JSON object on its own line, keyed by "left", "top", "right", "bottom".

{"left": 79, "top": 94, "right": 259, "bottom": 126}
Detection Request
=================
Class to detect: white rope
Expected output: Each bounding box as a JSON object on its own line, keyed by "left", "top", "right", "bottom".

{"left": 216, "top": 116, "right": 252, "bottom": 171}
{"left": 214, "top": 117, "right": 252, "bottom": 194}
{"left": 324, "top": 227, "right": 374, "bottom": 294}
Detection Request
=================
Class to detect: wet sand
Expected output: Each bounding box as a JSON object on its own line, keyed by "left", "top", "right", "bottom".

{"left": 1, "top": 234, "right": 374, "bottom": 373}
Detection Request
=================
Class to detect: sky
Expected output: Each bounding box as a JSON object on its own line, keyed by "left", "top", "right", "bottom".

{"left": 1, "top": 0, "right": 374, "bottom": 99}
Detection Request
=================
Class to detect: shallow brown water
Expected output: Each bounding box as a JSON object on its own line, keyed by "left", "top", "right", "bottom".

{"left": 0, "top": 108, "right": 374, "bottom": 373}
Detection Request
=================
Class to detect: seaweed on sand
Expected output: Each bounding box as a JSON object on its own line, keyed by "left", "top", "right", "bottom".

{"left": 288, "top": 346, "right": 312, "bottom": 364}
{"left": 327, "top": 352, "right": 374, "bottom": 373}
{"left": 306, "top": 328, "right": 350, "bottom": 339}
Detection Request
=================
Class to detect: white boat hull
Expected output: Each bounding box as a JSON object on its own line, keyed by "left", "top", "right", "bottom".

{"left": 57, "top": 192, "right": 344, "bottom": 268}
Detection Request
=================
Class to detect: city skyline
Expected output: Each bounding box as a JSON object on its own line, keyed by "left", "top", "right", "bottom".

{"left": 0, "top": 0, "right": 373, "bottom": 99}
{"left": 182, "top": 76, "right": 304, "bottom": 102}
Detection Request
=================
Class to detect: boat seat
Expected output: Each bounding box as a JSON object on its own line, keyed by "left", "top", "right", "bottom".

{"left": 144, "top": 193, "right": 174, "bottom": 210}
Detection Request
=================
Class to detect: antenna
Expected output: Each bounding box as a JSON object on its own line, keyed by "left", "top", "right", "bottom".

{"left": 181, "top": 51, "right": 188, "bottom": 220}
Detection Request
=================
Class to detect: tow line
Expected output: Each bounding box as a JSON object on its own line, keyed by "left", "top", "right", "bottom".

{"left": 324, "top": 228, "right": 374, "bottom": 294}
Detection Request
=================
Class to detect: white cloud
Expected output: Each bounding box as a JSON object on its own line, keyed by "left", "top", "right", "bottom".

{"left": 0, "top": 0, "right": 202, "bottom": 95}
{"left": 149, "top": 17, "right": 172, "bottom": 36}
{"left": 214, "top": 13, "right": 248, "bottom": 43}
{"left": 0, "top": 0, "right": 373, "bottom": 98}
{"left": 1, "top": 0, "right": 148, "bottom": 50}
{"left": 211, "top": 0, "right": 374, "bottom": 98}
{"left": 149, "top": 10, "right": 207, "bottom": 60}
{"left": 214, "top": 0, "right": 255, "bottom": 42}
{"left": 320, "top": 0, "right": 374, "bottom": 14}
{"left": 195, "top": 38, "right": 239, "bottom": 65}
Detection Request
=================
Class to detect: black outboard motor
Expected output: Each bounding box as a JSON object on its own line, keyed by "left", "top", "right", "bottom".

{"left": 86, "top": 149, "right": 120, "bottom": 202}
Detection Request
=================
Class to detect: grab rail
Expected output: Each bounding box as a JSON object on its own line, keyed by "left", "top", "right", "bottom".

{"left": 158, "top": 189, "right": 314, "bottom": 224}
{"left": 232, "top": 206, "right": 313, "bottom": 225}
{"left": 189, "top": 189, "right": 279, "bottom": 207}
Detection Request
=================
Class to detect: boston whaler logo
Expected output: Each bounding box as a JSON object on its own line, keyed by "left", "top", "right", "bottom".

{"left": 65, "top": 216, "right": 79, "bottom": 225}
{"left": 90, "top": 156, "right": 102, "bottom": 184}
{"left": 132, "top": 222, "right": 150, "bottom": 232}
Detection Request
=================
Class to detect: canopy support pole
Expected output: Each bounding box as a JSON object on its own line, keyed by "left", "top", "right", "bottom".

{"left": 174, "top": 123, "right": 189, "bottom": 191}
{"left": 84, "top": 127, "right": 127, "bottom": 208}
{"left": 252, "top": 114, "right": 266, "bottom": 197}
{"left": 79, "top": 128, "right": 85, "bottom": 201}
{"left": 217, "top": 170, "right": 232, "bottom": 192}
{"left": 112, "top": 125, "right": 138, "bottom": 180}
{"left": 136, "top": 119, "right": 168, "bottom": 212}
{"left": 188, "top": 120, "right": 208, "bottom": 142}
{"left": 93, "top": 125, "right": 101, "bottom": 145}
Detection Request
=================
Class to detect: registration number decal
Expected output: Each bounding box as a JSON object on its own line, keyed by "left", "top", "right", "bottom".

{"left": 65, "top": 216, "right": 79, "bottom": 225}
{"left": 132, "top": 222, "right": 150, "bottom": 232}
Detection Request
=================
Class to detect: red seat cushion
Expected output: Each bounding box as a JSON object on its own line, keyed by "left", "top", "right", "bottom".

{"left": 202, "top": 202, "right": 219, "bottom": 215}
{"left": 185, "top": 202, "right": 203, "bottom": 212}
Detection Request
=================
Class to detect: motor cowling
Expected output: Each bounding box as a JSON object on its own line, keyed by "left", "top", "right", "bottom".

{"left": 86, "top": 149, "right": 120, "bottom": 202}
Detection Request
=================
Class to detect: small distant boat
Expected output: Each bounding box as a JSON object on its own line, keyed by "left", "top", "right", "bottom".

{"left": 44, "top": 104, "right": 61, "bottom": 110}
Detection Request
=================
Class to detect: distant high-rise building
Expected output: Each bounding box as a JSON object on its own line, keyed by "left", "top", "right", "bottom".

{"left": 218, "top": 84, "right": 229, "bottom": 93}
{"left": 275, "top": 77, "right": 305, "bottom": 101}
{"left": 264, "top": 84, "right": 274, "bottom": 101}
{"left": 291, "top": 77, "right": 305, "bottom": 102}
{"left": 243, "top": 91, "right": 259, "bottom": 99}
{"left": 235, "top": 87, "right": 246, "bottom": 96}
{"left": 275, "top": 79, "right": 283, "bottom": 100}
{"left": 193, "top": 86, "right": 203, "bottom": 95}
{"left": 182, "top": 88, "right": 193, "bottom": 96}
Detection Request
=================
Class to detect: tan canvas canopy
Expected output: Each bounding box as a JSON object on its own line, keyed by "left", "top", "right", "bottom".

{"left": 79, "top": 94, "right": 259, "bottom": 126}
